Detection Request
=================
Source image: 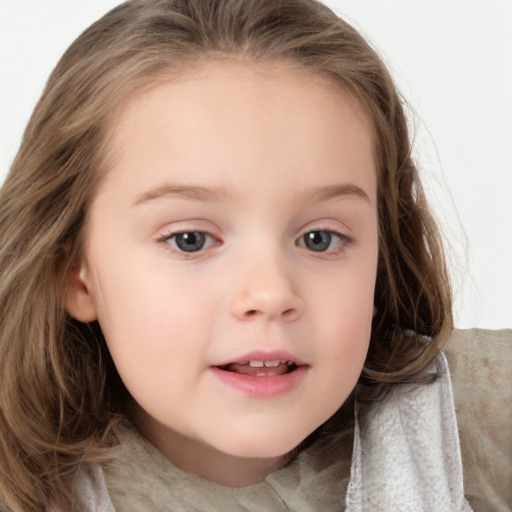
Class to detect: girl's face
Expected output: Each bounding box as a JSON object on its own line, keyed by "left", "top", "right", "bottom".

{"left": 67, "top": 61, "right": 378, "bottom": 484}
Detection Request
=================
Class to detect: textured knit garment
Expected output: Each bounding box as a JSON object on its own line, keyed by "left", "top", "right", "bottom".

{"left": 345, "top": 353, "right": 472, "bottom": 512}
{"left": 69, "top": 329, "right": 511, "bottom": 511}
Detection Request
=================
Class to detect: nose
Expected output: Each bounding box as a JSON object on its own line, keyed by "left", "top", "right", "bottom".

{"left": 230, "top": 252, "right": 303, "bottom": 322}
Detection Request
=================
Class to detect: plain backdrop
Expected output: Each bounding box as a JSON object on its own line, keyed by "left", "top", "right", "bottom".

{"left": 1, "top": 0, "right": 511, "bottom": 329}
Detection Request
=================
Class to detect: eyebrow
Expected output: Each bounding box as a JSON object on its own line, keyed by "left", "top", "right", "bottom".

{"left": 132, "top": 183, "right": 228, "bottom": 206}
{"left": 301, "top": 183, "right": 372, "bottom": 205}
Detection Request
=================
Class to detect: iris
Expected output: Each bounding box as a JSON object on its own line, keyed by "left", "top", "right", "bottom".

{"left": 303, "top": 231, "right": 332, "bottom": 252}
{"left": 174, "top": 232, "right": 207, "bottom": 252}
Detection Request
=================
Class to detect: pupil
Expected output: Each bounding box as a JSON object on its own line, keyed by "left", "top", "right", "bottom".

{"left": 175, "top": 232, "right": 205, "bottom": 252}
{"left": 304, "top": 231, "right": 331, "bottom": 252}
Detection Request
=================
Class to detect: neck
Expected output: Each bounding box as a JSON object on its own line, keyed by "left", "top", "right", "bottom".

{"left": 160, "top": 435, "right": 288, "bottom": 486}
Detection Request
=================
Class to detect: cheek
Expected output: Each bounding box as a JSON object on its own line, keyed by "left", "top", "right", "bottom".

{"left": 319, "top": 295, "right": 373, "bottom": 370}
{"left": 308, "top": 259, "right": 376, "bottom": 378}
{"left": 311, "top": 255, "right": 376, "bottom": 327}
{"left": 91, "top": 259, "right": 224, "bottom": 379}
{"left": 91, "top": 273, "right": 185, "bottom": 373}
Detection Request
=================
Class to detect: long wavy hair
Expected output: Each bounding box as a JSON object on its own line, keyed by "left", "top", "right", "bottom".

{"left": 0, "top": 0, "right": 452, "bottom": 509}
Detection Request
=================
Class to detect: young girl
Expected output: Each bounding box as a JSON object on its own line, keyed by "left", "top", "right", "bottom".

{"left": 0, "top": 0, "right": 510, "bottom": 511}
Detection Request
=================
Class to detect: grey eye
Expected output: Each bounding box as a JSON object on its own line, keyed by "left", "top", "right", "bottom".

{"left": 170, "top": 232, "right": 208, "bottom": 252}
{"left": 302, "top": 231, "right": 332, "bottom": 252}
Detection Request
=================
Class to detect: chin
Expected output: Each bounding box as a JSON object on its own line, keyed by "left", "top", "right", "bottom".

{"left": 213, "top": 427, "right": 308, "bottom": 460}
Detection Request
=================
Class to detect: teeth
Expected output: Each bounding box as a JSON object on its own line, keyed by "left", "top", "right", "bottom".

{"left": 247, "top": 360, "right": 293, "bottom": 368}
{"left": 247, "top": 359, "right": 294, "bottom": 368}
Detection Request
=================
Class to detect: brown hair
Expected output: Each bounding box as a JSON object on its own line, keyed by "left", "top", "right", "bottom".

{"left": 0, "top": 0, "right": 452, "bottom": 509}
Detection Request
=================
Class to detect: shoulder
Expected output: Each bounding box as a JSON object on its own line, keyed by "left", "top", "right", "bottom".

{"left": 445, "top": 328, "right": 512, "bottom": 511}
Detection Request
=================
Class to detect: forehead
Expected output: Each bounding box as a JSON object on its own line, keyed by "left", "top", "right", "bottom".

{"left": 101, "top": 59, "right": 376, "bottom": 201}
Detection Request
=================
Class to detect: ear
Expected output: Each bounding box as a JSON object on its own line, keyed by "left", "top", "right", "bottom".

{"left": 65, "top": 265, "right": 98, "bottom": 323}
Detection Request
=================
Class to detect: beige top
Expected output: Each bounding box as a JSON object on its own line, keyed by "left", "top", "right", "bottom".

{"left": 96, "top": 329, "right": 511, "bottom": 511}
{"left": 445, "top": 329, "right": 512, "bottom": 511}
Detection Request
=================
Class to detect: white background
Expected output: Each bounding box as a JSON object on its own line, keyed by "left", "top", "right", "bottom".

{"left": 1, "top": 0, "right": 511, "bottom": 329}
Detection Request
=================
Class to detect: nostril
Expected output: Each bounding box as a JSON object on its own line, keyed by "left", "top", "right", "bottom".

{"left": 282, "top": 308, "right": 297, "bottom": 319}
{"left": 243, "top": 307, "right": 297, "bottom": 320}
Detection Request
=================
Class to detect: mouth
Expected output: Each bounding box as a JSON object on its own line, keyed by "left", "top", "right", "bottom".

{"left": 216, "top": 359, "right": 299, "bottom": 377}
{"left": 210, "top": 353, "right": 307, "bottom": 397}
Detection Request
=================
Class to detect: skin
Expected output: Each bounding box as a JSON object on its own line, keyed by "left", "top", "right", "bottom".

{"left": 66, "top": 60, "right": 379, "bottom": 486}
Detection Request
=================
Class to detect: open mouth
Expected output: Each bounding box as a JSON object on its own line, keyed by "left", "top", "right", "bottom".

{"left": 217, "top": 360, "right": 298, "bottom": 377}
{"left": 210, "top": 355, "right": 308, "bottom": 396}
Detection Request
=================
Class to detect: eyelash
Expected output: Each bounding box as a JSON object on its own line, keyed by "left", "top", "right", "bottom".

{"left": 158, "top": 228, "right": 352, "bottom": 256}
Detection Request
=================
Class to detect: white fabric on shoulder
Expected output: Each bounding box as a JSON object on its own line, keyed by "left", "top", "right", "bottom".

{"left": 72, "top": 463, "right": 115, "bottom": 512}
{"left": 47, "top": 463, "right": 114, "bottom": 512}
{"left": 346, "top": 352, "right": 473, "bottom": 512}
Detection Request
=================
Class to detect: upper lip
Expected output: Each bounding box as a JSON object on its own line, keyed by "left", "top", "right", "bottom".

{"left": 211, "top": 350, "right": 308, "bottom": 367}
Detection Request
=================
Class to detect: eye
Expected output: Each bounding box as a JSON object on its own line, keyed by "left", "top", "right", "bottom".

{"left": 166, "top": 231, "right": 216, "bottom": 253}
{"left": 297, "top": 230, "right": 348, "bottom": 253}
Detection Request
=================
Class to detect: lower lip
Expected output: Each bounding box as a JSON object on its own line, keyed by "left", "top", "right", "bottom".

{"left": 209, "top": 366, "right": 308, "bottom": 398}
